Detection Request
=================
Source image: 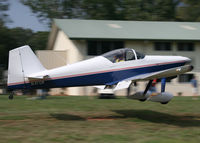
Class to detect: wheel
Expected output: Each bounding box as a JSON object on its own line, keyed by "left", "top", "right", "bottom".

{"left": 139, "top": 99, "right": 146, "bottom": 102}
{"left": 8, "top": 94, "right": 14, "bottom": 100}
{"left": 161, "top": 102, "right": 168, "bottom": 104}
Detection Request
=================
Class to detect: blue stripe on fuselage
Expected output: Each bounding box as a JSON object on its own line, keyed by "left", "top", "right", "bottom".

{"left": 7, "top": 62, "right": 185, "bottom": 90}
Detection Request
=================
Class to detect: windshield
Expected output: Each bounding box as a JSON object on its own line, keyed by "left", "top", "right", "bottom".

{"left": 102, "top": 48, "right": 145, "bottom": 63}
{"left": 102, "top": 49, "right": 125, "bottom": 63}
{"left": 135, "top": 51, "right": 145, "bottom": 59}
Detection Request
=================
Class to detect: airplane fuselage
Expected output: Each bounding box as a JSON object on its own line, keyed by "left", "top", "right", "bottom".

{"left": 8, "top": 55, "right": 190, "bottom": 90}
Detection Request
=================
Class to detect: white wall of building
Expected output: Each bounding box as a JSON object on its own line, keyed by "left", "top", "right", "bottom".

{"left": 49, "top": 30, "right": 91, "bottom": 96}
{"left": 36, "top": 50, "right": 67, "bottom": 69}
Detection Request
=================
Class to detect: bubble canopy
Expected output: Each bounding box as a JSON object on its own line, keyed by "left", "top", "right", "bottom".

{"left": 102, "top": 48, "right": 145, "bottom": 63}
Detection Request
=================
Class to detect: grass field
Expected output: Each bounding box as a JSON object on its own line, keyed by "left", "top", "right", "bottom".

{"left": 0, "top": 95, "right": 200, "bottom": 143}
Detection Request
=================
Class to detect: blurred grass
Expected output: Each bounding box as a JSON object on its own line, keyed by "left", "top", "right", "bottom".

{"left": 0, "top": 95, "right": 200, "bottom": 143}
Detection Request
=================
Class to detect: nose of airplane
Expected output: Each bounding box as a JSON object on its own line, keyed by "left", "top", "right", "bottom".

{"left": 184, "top": 56, "right": 191, "bottom": 61}
{"left": 172, "top": 56, "right": 191, "bottom": 66}
{"left": 181, "top": 56, "right": 191, "bottom": 64}
{"left": 167, "top": 56, "right": 191, "bottom": 65}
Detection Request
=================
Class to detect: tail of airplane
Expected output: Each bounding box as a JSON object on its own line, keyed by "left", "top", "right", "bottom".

{"left": 7, "top": 45, "right": 46, "bottom": 87}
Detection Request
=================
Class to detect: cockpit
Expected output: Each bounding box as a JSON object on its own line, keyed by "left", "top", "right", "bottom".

{"left": 102, "top": 48, "right": 145, "bottom": 63}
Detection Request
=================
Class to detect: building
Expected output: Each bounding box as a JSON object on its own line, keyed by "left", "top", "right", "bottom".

{"left": 37, "top": 19, "right": 200, "bottom": 96}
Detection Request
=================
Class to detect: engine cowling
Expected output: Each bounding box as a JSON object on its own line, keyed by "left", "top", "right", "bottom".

{"left": 148, "top": 92, "right": 173, "bottom": 104}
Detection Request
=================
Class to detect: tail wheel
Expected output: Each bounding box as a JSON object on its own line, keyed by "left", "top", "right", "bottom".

{"left": 161, "top": 102, "right": 168, "bottom": 104}
{"left": 139, "top": 99, "right": 146, "bottom": 102}
{"left": 9, "top": 93, "right": 14, "bottom": 100}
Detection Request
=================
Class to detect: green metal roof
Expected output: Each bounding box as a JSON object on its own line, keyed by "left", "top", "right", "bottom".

{"left": 54, "top": 19, "right": 200, "bottom": 41}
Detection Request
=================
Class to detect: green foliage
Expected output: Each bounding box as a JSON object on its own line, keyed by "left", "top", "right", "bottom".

{"left": 0, "top": 25, "right": 16, "bottom": 67}
{"left": 0, "top": 25, "right": 49, "bottom": 69}
{"left": 81, "top": 0, "right": 125, "bottom": 20}
{"left": 21, "top": 0, "right": 200, "bottom": 23}
{"left": 0, "top": 1, "right": 49, "bottom": 69}
{"left": 177, "top": 0, "right": 200, "bottom": 21}
{"left": 21, "top": 0, "right": 180, "bottom": 24}
{"left": 122, "top": 0, "right": 179, "bottom": 21}
{"left": 9, "top": 27, "right": 33, "bottom": 47}
{"left": 0, "top": 0, "right": 10, "bottom": 24}
{"left": 82, "top": 0, "right": 179, "bottom": 21}
{"left": 21, "top": 0, "right": 83, "bottom": 22}
{"left": 27, "top": 32, "right": 49, "bottom": 51}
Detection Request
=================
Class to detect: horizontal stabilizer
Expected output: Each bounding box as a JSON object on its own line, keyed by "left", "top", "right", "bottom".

{"left": 28, "top": 75, "right": 49, "bottom": 81}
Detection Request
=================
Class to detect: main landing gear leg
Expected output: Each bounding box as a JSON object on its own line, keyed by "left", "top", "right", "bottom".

{"left": 143, "top": 80, "right": 153, "bottom": 96}
{"left": 161, "top": 78, "right": 166, "bottom": 93}
{"left": 160, "top": 78, "right": 169, "bottom": 104}
{"left": 138, "top": 80, "right": 153, "bottom": 102}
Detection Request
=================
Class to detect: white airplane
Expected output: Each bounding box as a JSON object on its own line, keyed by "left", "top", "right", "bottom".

{"left": 7, "top": 45, "right": 193, "bottom": 104}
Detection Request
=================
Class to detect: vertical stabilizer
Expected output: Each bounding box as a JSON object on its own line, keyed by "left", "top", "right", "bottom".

{"left": 7, "top": 45, "right": 46, "bottom": 87}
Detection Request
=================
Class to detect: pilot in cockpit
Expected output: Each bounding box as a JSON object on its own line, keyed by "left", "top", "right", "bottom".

{"left": 114, "top": 54, "right": 124, "bottom": 63}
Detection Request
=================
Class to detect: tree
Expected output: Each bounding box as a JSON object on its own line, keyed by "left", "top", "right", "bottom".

{"left": 177, "top": 0, "right": 200, "bottom": 21}
{"left": 27, "top": 31, "right": 49, "bottom": 51}
{"left": 21, "top": 0, "right": 83, "bottom": 24}
{"left": 0, "top": 26, "right": 16, "bottom": 68}
{"left": 0, "top": 0, "right": 10, "bottom": 24}
{"left": 81, "top": 0, "right": 125, "bottom": 20}
{"left": 122, "top": 0, "right": 179, "bottom": 21}
{"left": 0, "top": 26, "right": 49, "bottom": 69}
{"left": 0, "top": 1, "right": 49, "bottom": 70}
{"left": 21, "top": 0, "right": 180, "bottom": 26}
{"left": 9, "top": 27, "right": 33, "bottom": 47}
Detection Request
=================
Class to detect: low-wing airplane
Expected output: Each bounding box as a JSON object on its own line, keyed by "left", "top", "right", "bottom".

{"left": 7, "top": 45, "right": 193, "bottom": 104}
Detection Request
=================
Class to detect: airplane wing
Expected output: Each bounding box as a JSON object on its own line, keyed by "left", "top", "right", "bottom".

{"left": 126, "top": 65, "right": 192, "bottom": 81}
{"left": 112, "top": 65, "right": 192, "bottom": 91}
